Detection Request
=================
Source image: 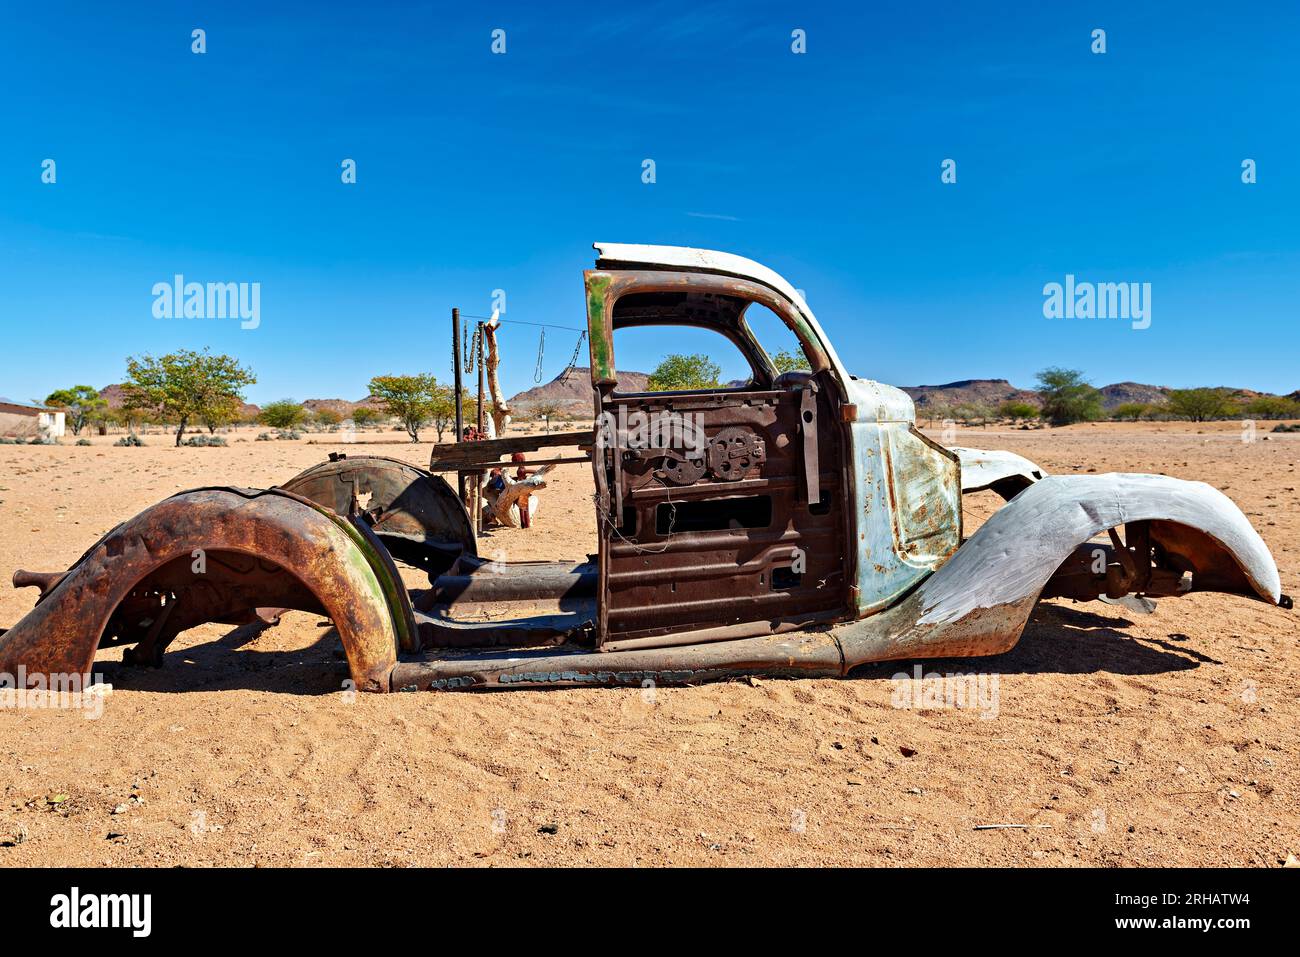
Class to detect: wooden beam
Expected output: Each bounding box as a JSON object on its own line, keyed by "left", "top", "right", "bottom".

{"left": 428, "top": 430, "right": 591, "bottom": 470}
{"left": 433, "top": 454, "right": 589, "bottom": 473}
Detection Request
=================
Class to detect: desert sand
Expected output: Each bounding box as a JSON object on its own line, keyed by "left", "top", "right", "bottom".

{"left": 0, "top": 421, "right": 1296, "bottom": 867}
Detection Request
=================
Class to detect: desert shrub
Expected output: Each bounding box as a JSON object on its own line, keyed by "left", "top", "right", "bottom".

{"left": 114, "top": 433, "right": 145, "bottom": 447}
{"left": 184, "top": 434, "right": 227, "bottom": 447}
{"left": 998, "top": 401, "right": 1039, "bottom": 422}
{"left": 258, "top": 400, "right": 307, "bottom": 430}
{"left": 76, "top": 438, "right": 92, "bottom": 446}
{"left": 1110, "top": 402, "right": 1149, "bottom": 422}
{"left": 351, "top": 407, "right": 380, "bottom": 428}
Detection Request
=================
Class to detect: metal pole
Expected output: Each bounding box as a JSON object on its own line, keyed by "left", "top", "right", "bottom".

{"left": 475, "top": 320, "right": 487, "bottom": 534}
{"left": 452, "top": 307, "right": 465, "bottom": 502}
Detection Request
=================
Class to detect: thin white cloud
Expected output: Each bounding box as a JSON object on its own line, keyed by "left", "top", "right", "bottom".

{"left": 686, "top": 211, "right": 741, "bottom": 221}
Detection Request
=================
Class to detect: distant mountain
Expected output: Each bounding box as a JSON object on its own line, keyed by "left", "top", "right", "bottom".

{"left": 1097, "top": 382, "right": 1169, "bottom": 410}
{"left": 98, "top": 384, "right": 127, "bottom": 408}
{"left": 509, "top": 368, "right": 649, "bottom": 415}
{"left": 899, "top": 378, "right": 1296, "bottom": 413}
{"left": 900, "top": 379, "right": 1042, "bottom": 410}
{"left": 302, "top": 397, "right": 385, "bottom": 419}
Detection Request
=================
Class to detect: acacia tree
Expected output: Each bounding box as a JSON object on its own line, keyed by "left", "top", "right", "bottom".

{"left": 1166, "top": 388, "right": 1234, "bottom": 422}
{"left": 1036, "top": 367, "right": 1103, "bottom": 426}
{"left": 43, "top": 385, "right": 106, "bottom": 436}
{"left": 121, "top": 349, "right": 256, "bottom": 446}
{"left": 259, "top": 400, "right": 307, "bottom": 430}
{"left": 647, "top": 354, "right": 722, "bottom": 391}
{"left": 369, "top": 374, "right": 440, "bottom": 442}
{"left": 534, "top": 401, "right": 563, "bottom": 434}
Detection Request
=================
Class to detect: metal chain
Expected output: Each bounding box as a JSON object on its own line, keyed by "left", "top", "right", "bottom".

{"left": 463, "top": 324, "right": 481, "bottom": 367}
{"left": 558, "top": 330, "right": 587, "bottom": 383}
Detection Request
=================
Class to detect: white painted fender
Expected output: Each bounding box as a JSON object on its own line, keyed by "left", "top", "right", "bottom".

{"left": 835, "top": 472, "right": 1286, "bottom": 667}
{"left": 950, "top": 447, "right": 1047, "bottom": 497}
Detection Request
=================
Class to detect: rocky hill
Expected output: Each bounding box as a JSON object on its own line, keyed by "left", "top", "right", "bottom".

{"left": 900, "top": 379, "right": 1042, "bottom": 411}
{"left": 1097, "top": 382, "right": 1169, "bottom": 410}
{"left": 509, "top": 368, "right": 650, "bottom": 415}
{"left": 301, "top": 397, "right": 385, "bottom": 419}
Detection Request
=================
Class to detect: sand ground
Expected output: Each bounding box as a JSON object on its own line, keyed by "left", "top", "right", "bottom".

{"left": 0, "top": 421, "right": 1296, "bottom": 867}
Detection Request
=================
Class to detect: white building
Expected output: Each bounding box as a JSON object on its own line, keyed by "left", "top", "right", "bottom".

{"left": 0, "top": 400, "right": 66, "bottom": 440}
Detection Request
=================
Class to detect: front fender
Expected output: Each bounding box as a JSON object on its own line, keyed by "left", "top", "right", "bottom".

{"left": 950, "top": 446, "right": 1047, "bottom": 498}
{"left": 836, "top": 473, "right": 1285, "bottom": 668}
{"left": 0, "top": 488, "right": 405, "bottom": 692}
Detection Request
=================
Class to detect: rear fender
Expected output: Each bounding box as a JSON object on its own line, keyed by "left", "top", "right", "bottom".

{"left": 0, "top": 488, "right": 405, "bottom": 692}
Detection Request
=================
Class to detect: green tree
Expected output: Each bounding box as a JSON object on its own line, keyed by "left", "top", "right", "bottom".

{"left": 534, "top": 401, "right": 563, "bottom": 434}
{"left": 770, "top": 348, "right": 811, "bottom": 374}
{"left": 1166, "top": 388, "right": 1233, "bottom": 422}
{"left": 1241, "top": 395, "right": 1300, "bottom": 420}
{"left": 998, "top": 400, "right": 1039, "bottom": 423}
{"left": 200, "top": 394, "right": 243, "bottom": 433}
{"left": 428, "top": 387, "right": 457, "bottom": 442}
{"left": 259, "top": 400, "right": 307, "bottom": 430}
{"left": 313, "top": 408, "right": 342, "bottom": 428}
{"left": 43, "top": 385, "right": 106, "bottom": 436}
{"left": 369, "top": 374, "right": 440, "bottom": 442}
{"left": 351, "top": 406, "right": 381, "bottom": 428}
{"left": 1036, "top": 367, "right": 1104, "bottom": 426}
{"left": 1110, "top": 402, "right": 1149, "bottom": 422}
{"left": 121, "top": 348, "right": 256, "bottom": 446}
{"left": 647, "top": 354, "right": 722, "bottom": 392}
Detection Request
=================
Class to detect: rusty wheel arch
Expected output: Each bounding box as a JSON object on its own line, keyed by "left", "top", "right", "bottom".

{"left": 0, "top": 487, "right": 407, "bottom": 692}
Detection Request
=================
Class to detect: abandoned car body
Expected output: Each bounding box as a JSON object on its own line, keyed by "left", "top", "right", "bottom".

{"left": 0, "top": 244, "right": 1290, "bottom": 692}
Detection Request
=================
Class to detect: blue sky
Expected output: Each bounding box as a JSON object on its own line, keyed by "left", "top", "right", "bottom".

{"left": 1, "top": 1, "right": 1296, "bottom": 404}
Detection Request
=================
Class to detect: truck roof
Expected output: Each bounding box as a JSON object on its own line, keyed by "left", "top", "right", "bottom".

{"left": 592, "top": 243, "right": 850, "bottom": 380}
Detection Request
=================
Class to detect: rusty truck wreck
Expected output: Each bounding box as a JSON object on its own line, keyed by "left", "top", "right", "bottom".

{"left": 0, "top": 244, "right": 1290, "bottom": 692}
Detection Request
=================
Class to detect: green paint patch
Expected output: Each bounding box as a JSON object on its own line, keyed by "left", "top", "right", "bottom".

{"left": 586, "top": 274, "right": 614, "bottom": 382}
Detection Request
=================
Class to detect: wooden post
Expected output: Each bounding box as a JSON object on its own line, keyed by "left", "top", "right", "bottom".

{"left": 452, "top": 307, "right": 465, "bottom": 502}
